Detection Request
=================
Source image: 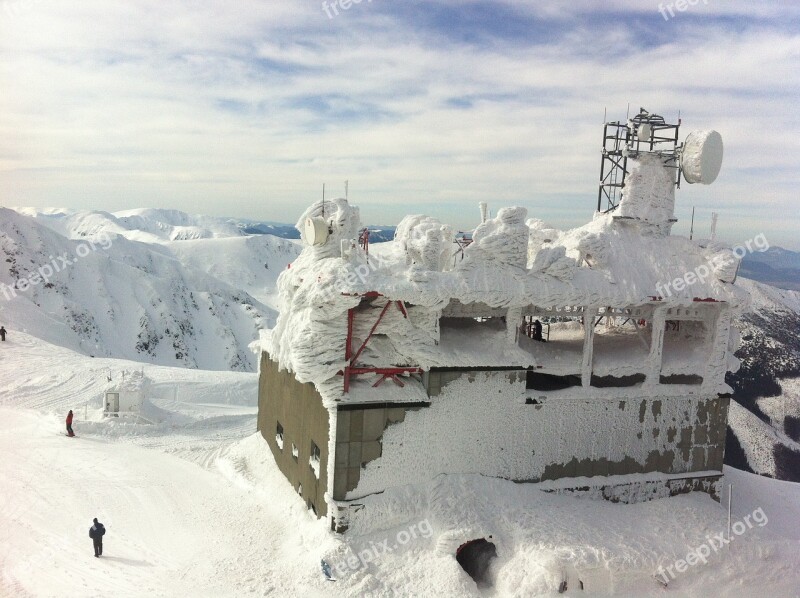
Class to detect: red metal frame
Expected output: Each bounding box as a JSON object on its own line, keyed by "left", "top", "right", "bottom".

{"left": 342, "top": 295, "right": 422, "bottom": 392}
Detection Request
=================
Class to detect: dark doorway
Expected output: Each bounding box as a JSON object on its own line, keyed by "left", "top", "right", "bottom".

{"left": 456, "top": 538, "right": 497, "bottom": 587}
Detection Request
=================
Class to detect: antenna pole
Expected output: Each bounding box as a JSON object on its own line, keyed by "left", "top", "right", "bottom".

{"left": 345, "top": 180, "right": 349, "bottom": 201}
{"left": 689, "top": 206, "right": 695, "bottom": 240}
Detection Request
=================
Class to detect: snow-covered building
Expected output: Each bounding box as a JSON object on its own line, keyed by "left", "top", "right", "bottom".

{"left": 257, "top": 110, "right": 746, "bottom": 533}
{"left": 104, "top": 370, "right": 147, "bottom": 416}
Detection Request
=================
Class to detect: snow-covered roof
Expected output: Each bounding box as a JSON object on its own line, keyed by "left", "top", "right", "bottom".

{"left": 264, "top": 159, "right": 749, "bottom": 402}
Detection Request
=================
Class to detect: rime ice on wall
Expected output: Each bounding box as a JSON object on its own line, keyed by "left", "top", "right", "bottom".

{"left": 349, "top": 370, "right": 728, "bottom": 500}
{"left": 526, "top": 218, "right": 562, "bottom": 266}
{"left": 617, "top": 154, "right": 676, "bottom": 231}
{"left": 296, "top": 197, "right": 361, "bottom": 260}
{"left": 394, "top": 215, "right": 453, "bottom": 272}
{"left": 462, "top": 207, "right": 529, "bottom": 269}
{"left": 266, "top": 199, "right": 362, "bottom": 393}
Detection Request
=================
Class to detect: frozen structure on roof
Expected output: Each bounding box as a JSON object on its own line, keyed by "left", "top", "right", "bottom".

{"left": 257, "top": 108, "right": 746, "bottom": 534}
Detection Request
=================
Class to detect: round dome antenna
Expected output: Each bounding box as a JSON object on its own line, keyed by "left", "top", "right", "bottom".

{"left": 637, "top": 123, "right": 652, "bottom": 141}
{"left": 304, "top": 217, "right": 329, "bottom": 246}
{"left": 680, "top": 130, "right": 723, "bottom": 185}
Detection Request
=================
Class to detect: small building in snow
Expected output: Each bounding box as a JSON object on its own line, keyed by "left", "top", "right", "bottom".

{"left": 104, "top": 370, "right": 147, "bottom": 416}
{"left": 257, "top": 109, "right": 745, "bottom": 534}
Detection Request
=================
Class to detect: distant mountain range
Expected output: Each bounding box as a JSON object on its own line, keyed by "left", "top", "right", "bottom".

{"left": 739, "top": 246, "right": 800, "bottom": 291}
{"left": 230, "top": 218, "right": 397, "bottom": 243}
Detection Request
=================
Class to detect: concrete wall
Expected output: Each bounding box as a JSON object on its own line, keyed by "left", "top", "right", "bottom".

{"left": 348, "top": 369, "right": 730, "bottom": 500}
{"left": 332, "top": 402, "right": 429, "bottom": 501}
{"left": 258, "top": 353, "right": 329, "bottom": 517}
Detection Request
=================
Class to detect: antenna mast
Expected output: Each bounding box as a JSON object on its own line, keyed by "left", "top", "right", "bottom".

{"left": 689, "top": 206, "right": 695, "bottom": 240}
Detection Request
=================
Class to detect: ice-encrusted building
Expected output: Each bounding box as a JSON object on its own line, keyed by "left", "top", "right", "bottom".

{"left": 257, "top": 110, "right": 746, "bottom": 533}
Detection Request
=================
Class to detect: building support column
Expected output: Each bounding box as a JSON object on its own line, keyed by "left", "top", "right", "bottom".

{"left": 702, "top": 308, "right": 732, "bottom": 394}
{"left": 506, "top": 307, "right": 522, "bottom": 345}
{"left": 645, "top": 305, "right": 667, "bottom": 388}
{"left": 581, "top": 307, "right": 596, "bottom": 388}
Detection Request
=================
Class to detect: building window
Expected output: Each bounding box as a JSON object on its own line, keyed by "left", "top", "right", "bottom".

{"left": 291, "top": 443, "right": 299, "bottom": 460}
{"left": 526, "top": 371, "right": 581, "bottom": 391}
{"left": 275, "top": 422, "right": 284, "bottom": 449}
{"left": 309, "top": 441, "right": 321, "bottom": 479}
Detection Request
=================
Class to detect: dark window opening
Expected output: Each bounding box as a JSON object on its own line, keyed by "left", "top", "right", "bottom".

{"left": 310, "top": 441, "right": 321, "bottom": 464}
{"left": 526, "top": 371, "right": 581, "bottom": 391}
{"left": 456, "top": 538, "right": 497, "bottom": 587}
{"left": 276, "top": 422, "right": 284, "bottom": 447}
{"left": 660, "top": 374, "right": 703, "bottom": 385}
{"left": 590, "top": 374, "right": 646, "bottom": 388}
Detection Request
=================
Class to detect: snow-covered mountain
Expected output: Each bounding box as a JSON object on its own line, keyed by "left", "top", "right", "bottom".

{"left": 12, "top": 207, "right": 246, "bottom": 243}
{"left": 739, "top": 246, "right": 800, "bottom": 291}
{"left": 726, "top": 278, "right": 800, "bottom": 481}
{"left": 0, "top": 208, "right": 300, "bottom": 371}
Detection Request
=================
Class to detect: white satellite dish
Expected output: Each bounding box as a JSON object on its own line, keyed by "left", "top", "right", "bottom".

{"left": 637, "top": 123, "right": 652, "bottom": 141}
{"left": 680, "top": 130, "right": 723, "bottom": 185}
{"left": 304, "top": 217, "right": 329, "bottom": 246}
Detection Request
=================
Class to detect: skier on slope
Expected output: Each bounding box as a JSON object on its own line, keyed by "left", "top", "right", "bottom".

{"left": 66, "top": 410, "right": 75, "bottom": 437}
{"left": 89, "top": 518, "right": 105, "bottom": 557}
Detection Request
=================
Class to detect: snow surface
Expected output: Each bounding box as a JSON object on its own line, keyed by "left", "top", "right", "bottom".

{"left": 3, "top": 332, "right": 800, "bottom": 597}
{"left": 1, "top": 202, "right": 800, "bottom": 594}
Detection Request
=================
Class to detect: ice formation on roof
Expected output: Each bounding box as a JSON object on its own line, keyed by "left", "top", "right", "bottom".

{"left": 263, "top": 189, "right": 749, "bottom": 403}
{"left": 461, "top": 207, "right": 529, "bottom": 269}
{"left": 394, "top": 215, "right": 453, "bottom": 272}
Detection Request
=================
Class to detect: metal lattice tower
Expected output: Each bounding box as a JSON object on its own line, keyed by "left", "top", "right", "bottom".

{"left": 597, "top": 108, "right": 682, "bottom": 213}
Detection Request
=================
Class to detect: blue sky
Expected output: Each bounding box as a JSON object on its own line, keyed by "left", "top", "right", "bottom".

{"left": 1, "top": 0, "right": 799, "bottom": 248}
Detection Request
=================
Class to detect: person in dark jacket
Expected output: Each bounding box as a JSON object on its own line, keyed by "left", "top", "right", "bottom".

{"left": 66, "top": 410, "right": 75, "bottom": 437}
{"left": 532, "top": 319, "right": 544, "bottom": 341}
{"left": 0, "top": 326, "right": 6, "bottom": 341}
{"left": 89, "top": 518, "right": 105, "bottom": 557}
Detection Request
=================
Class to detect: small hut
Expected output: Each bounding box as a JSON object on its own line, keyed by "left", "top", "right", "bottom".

{"left": 104, "top": 370, "right": 147, "bottom": 416}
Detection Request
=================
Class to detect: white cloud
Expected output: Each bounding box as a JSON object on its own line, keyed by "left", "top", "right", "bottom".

{"left": 0, "top": 0, "right": 798, "bottom": 248}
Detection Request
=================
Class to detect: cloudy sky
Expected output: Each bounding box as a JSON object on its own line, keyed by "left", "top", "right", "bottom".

{"left": 1, "top": 1, "right": 799, "bottom": 247}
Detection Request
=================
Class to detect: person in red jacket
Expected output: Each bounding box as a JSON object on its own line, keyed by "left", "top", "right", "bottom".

{"left": 66, "top": 410, "right": 74, "bottom": 437}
